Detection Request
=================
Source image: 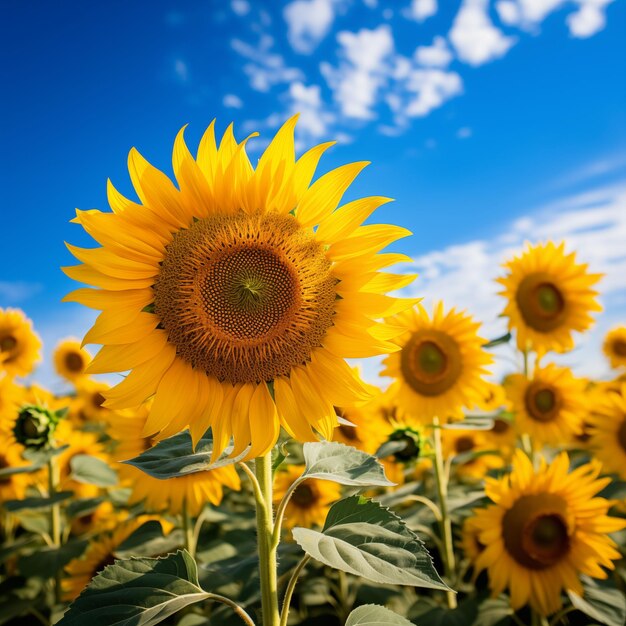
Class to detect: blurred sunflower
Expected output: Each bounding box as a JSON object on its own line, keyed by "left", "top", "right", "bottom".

{"left": 497, "top": 242, "right": 601, "bottom": 355}
{"left": 70, "top": 379, "right": 110, "bottom": 425}
{"left": 603, "top": 326, "right": 626, "bottom": 370}
{"left": 273, "top": 464, "right": 341, "bottom": 530}
{"left": 472, "top": 451, "right": 625, "bottom": 616}
{"left": 476, "top": 382, "right": 508, "bottom": 412}
{"left": 484, "top": 417, "right": 516, "bottom": 458}
{"left": 64, "top": 117, "right": 415, "bottom": 459}
{"left": 442, "top": 427, "right": 503, "bottom": 480}
{"left": 0, "top": 377, "right": 23, "bottom": 434}
{"left": 460, "top": 515, "right": 485, "bottom": 566}
{"left": 106, "top": 408, "right": 241, "bottom": 516}
{"left": 587, "top": 384, "right": 626, "bottom": 480}
{"left": 0, "top": 438, "right": 31, "bottom": 501}
{"left": 70, "top": 501, "right": 125, "bottom": 536}
{"left": 506, "top": 364, "right": 585, "bottom": 446}
{"left": 63, "top": 516, "right": 165, "bottom": 599}
{"left": 382, "top": 303, "right": 493, "bottom": 422}
{"left": 0, "top": 308, "right": 41, "bottom": 378}
{"left": 53, "top": 338, "right": 91, "bottom": 382}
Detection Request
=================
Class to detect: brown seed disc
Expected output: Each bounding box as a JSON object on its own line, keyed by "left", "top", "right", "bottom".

{"left": 65, "top": 352, "right": 85, "bottom": 373}
{"left": 400, "top": 330, "right": 463, "bottom": 396}
{"left": 524, "top": 382, "right": 562, "bottom": 423}
{"left": 153, "top": 211, "right": 337, "bottom": 384}
{"left": 516, "top": 272, "right": 567, "bottom": 332}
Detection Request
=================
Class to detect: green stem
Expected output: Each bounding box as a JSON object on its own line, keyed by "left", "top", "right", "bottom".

{"left": 47, "top": 457, "right": 61, "bottom": 604}
{"left": 432, "top": 417, "right": 457, "bottom": 610}
{"left": 182, "top": 496, "right": 196, "bottom": 559}
{"left": 279, "top": 555, "right": 310, "bottom": 626}
{"left": 205, "top": 593, "right": 257, "bottom": 626}
{"left": 272, "top": 476, "right": 305, "bottom": 549}
{"left": 254, "top": 453, "right": 280, "bottom": 626}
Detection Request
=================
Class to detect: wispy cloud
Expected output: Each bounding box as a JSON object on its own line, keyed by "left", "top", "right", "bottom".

{"left": 404, "top": 0, "right": 438, "bottom": 23}
{"left": 283, "top": 0, "right": 339, "bottom": 54}
{"left": 223, "top": 93, "right": 244, "bottom": 109}
{"left": 0, "top": 281, "right": 42, "bottom": 303}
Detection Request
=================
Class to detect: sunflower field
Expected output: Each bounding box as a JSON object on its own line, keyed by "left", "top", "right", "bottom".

{"left": 1, "top": 119, "right": 625, "bottom": 626}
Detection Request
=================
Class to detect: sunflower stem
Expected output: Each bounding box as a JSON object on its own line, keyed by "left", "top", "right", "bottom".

{"left": 182, "top": 496, "right": 196, "bottom": 559}
{"left": 432, "top": 417, "right": 457, "bottom": 609}
{"left": 279, "top": 554, "right": 310, "bottom": 626}
{"left": 47, "top": 457, "right": 61, "bottom": 605}
{"left": 254, "top": 452, "right": 280, "bottom": 626}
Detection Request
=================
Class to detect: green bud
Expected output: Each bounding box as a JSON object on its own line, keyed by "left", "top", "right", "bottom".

{"left": 13, "top": 405, "right": 62, "bottom": 450}
{"left": 388, "top": 427, "right": 422, "bottom": 463}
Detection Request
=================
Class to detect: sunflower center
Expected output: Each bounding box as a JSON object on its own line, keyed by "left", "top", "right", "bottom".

{"left": 0, "top": 335, "right": 17, "bottom": 352}
{"left": 455, "top": 435, "right": 475, "bottom": 454}
{"left": 65, "top": 352, "right": 84, "bottom": 373}
{"left": 525, "top": 383, "right": 561, "bottom": 422}
{"left": 154, "top": 212, "right": 336, "bottom": 384}
{"left": 400, "top": 330, "right": 462, "bottom": 397}
{"left": 503, "top": 493, "right": 570, "bottom": 570}
{"left": 618, "top": 416, "right": 626, "bottom": 453}
{"left": 613, "top": 339, "right": 626, "bottom": 357}
{"left": 492, "top": 418, "right": 510, "bottom": 435}
{"left": 91, "top": 392, "right": 106, "bottom": 409}
{"left": 516, "top": 273, "right": 566, "bottom": 332}
{"left": 291, "top": 483, "right": 318, "bottom": 508}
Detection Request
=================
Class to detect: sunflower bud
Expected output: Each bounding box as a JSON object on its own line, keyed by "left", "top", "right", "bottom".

{"left": 13, "top": 405, "right": 62, "bottom": 449}
{"left": 388, "top": 427, "right": 423, "bottom": 463}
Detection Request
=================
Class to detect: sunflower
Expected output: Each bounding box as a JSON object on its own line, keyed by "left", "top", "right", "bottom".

{"left": 460, "top": 515, "right": 485, "bottom": 565}
{"left": 382, "top": 303, "right": 493, "bottom": 422}
{"left": 0, "top": 308, "right": 41, "bottom": 378}
{"left": 497, "top": 242, "right": 601, "bottom": 355}
{"left": 70, "top": 501, "right": 126, "bottom": 536}
{"left": 603, "top": 326, "right": 626, "bottom": 370}
{"left": 473, "top": 450, "right": 625, "bottom": 616}
{"left": 273, "top": 464, "right": 341, "bottom": 530}
{"left": 505, "top": 364, "right": 585, "bottom": 447}
{"left": 476, "top": 382, "right": 508, "bottom": 412}
{"left": 70, "top": 379, "right": 110, "bottom": 425}
{"left": 63, "top": 516, "right": 164, "bottom": 599}
{"left": 0, "top": 437, "right": 31, "bottom": 501}
{"left": 442, "top": 427, "right": 503, "bottom": 480}
{"left": 106, "top": 407, "right": 241, "bottom": 516}
{"left": 63, "top": 117, "right": 415, "bottom": 460}
{"left": 54, "top": 338, "right": 92, "bottom": 382}
{"left": 484, "top": 416, "right": 516, "bottom": 458}
{"left": 0, "top": 377, "right": 24, "bottom": 435}
{"left": 587, "top": 384, "right": 626, "bottom": 480}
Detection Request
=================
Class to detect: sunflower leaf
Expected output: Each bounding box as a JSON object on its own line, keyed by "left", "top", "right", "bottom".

{"left": 3, "top": 491, "right": 74, "bottom": 512}
{"left": 124, "top": 430, "right": 248, "bottom": 479}
{"left": 482, "top": 332, "right": 511, "bottom": 348}
{"left": 70, "top": 454, "right": 118, "bottom": 487}
{"left": 292, "top": 495, "right": 448, "bottom": 590}
{"left": 567, "top": 576, "right": 626, "bottom": 626}
{"left": 57, "top": 550, "right": 213, "bottom": 626}
{"left": 345, "top": 604, "right": 416, "bottom": 625}
{"left": 301, "top": 442, "right": 394, "bottom": 487}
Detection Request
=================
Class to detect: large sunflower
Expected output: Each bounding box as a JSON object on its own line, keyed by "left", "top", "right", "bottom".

{"left": 587, "top": 384, "right": 626, "bottom": 480}
{"left": 63, "top": 117, "right": 415, "bottom": 459}
{"left": 53, "top": 338, "right": 92, "bottom": 382}
{"left": 0, "top": 308, "right": 41, "bottom": 378}
{"left": 497, "top": 242, "right": 601, "bottom": 355}
{"left": 472, "top": 450, "right": 625, "bottom": 616}
{"left": 382, "top": 303, "right": 493, "bottom": 422}
{"left": 505, "top": 363, "right": 585, "bottom": 447}
{"left": 273, "top": 464, "right": 341, "bottom": 531}
{"left": 603, "top": 326, "right": 626, "bottom": 370}
{"left": 106, "top": 407, "right": 241, "bottom": 515}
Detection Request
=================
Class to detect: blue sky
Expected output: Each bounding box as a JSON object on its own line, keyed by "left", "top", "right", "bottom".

{"left": 1, "top": 0, "right": 625, "bottom": 388}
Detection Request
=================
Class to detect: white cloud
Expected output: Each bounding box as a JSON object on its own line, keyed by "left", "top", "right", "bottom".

{"left": 395, "top": 182, "right": 626, "bottom": 382}
{"left": 174, "top": 59, "right": 189, "bottom": 82}
{"left": 223, "top": 94, "right": 243, "bottom": 108}
{"left": 284, "top": 0, "right": 337, "bottom": 54}
{"left": 404, "top": 0, "right": 438, "bottom": 22}
{"left": 457, "top": 126, "right": 472, "bottom": 138}
{"left": 414, "top": 36, "right": 453, "bottom": 68}
{"left": 287, "top": 82, "right": 336, "bottom": 142}
{"left": 567, "top": 1, "right": 612, "bottom": 38}
{"left": 0, "top": 281, "right": 42, "bottom": 303}
{"left": 321, "top": 25, "right": 395, "bottom": 120}
{"left": 449, "top": 0, "right": 516, "bottom": 66}
{"left": 405, "top": 69, "right": 463, "bottom": 117}
{"left": 231, "top": 37, "right": 304, "bottom": 92}
{"left": 231, "top": 0, "right": 250, "bottom": 16}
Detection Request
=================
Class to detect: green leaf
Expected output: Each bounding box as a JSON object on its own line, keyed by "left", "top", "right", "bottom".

{"left": 18, "top": 539, "right": 88, "bottom": 579}
{"left": 70, "top": 454, "right": 118, "bottom": 487}
{"left": 115, "top": 520, "right": 184, "bottom": 558}
{"left": 473, "top": 597, "right": 513, "bottom": 626}
{"left": 58, "top": 550, "right": 212, "bottom": 626}
{"left": 567, "top": 576, "right": 626, "bottom": 626}
{"left": 292, "top": 495, "right": 448, "bottom": 591}
{"left": 443, "top": 418, "right": 494, "bottom": 431}
{"left": 66, "top": 497, "right": 105, "bottom": 519}
{"left": 346, "top": 604, "right": 415, "bottom": 625}
{"left": 483, "top": 333, "right": 511, "bottom": 349}
{"left": 124, "top": 430, "right": 247, "bottom": 479}
{"left": 3, "top": 491, "right": 73, "bottom": 512}
{"left": 301, "top": 442, "right": 394, "bottom": 487}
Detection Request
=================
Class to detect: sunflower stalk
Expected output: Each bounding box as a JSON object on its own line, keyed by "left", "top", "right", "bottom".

{"left": 432, "top": 417, "right": 457, "bottom": 609}
{"left": 182, "top": 496, "right": 196, "bottom": 559}
{"left": 254, "top": 452, "right": 280, "bottom": 626}
{"left": 47, "top": 456, "right": 62, "bottom": 604}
